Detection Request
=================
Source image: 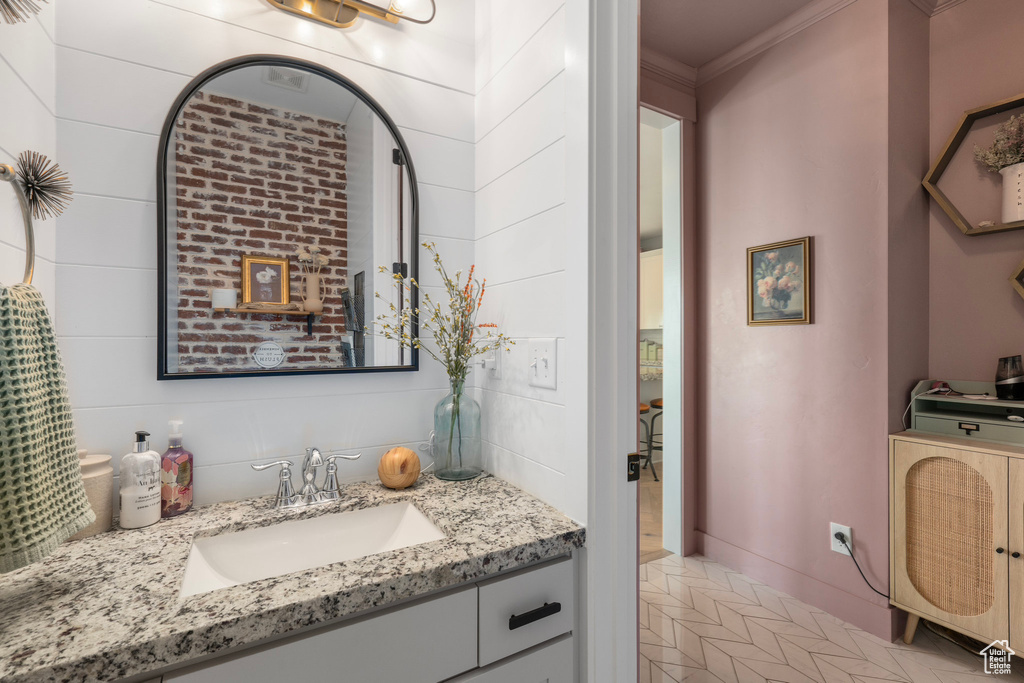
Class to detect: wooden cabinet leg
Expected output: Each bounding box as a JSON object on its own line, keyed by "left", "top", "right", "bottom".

{"left": 903, "top": 614, "right": 920, "bottom": 645}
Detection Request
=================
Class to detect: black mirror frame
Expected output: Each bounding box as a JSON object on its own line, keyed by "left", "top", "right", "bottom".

{"left": 157, "top": 55, "right": 419, "bottom": 380}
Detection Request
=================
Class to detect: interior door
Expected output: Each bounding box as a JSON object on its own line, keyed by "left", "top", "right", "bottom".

{"left": 892, "top": 439, "right": 1009, "bottom": 642}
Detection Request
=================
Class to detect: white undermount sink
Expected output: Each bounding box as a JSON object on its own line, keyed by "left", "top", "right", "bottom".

{"left": 179, "top": 502, "right": 445, "bottom": 598}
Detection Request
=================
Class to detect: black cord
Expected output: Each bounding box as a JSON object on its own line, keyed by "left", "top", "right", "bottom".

{"left": 836, "top": 533, "right": 889, "bottom": 599}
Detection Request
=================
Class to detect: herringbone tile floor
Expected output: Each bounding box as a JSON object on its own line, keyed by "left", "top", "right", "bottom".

{"left": 639, "top": 554, "right": 1024, "bottom": 683}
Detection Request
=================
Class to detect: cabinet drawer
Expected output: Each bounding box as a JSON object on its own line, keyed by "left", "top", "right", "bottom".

{"left": 445, "top": 634, "right": 573, "bottom": 682}
{"left": 164, "top": 586, "right": 477, "bottom": 683}
{"left": 916, "top": 415, "right": 1022, "bottom": 445}
{"left": 478, "top": 556, "right": 574, "bottom": 667}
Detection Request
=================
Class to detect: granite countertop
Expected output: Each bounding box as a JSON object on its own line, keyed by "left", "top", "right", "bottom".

{"left": 0, "top": 475, "right": 585, "bottom": 683}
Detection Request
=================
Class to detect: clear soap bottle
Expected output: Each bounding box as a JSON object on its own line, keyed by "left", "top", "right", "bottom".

{"left": 161, "top": 420, "right": 194, "bottom": 518}
{"left": 119, "top": 431, "right": 162, "bottom": 529}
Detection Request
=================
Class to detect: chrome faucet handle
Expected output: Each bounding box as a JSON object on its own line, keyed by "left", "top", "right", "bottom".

{"left": 299, "top": 447, "right": 325, "bottom": 505}
{"left": 320, "top": 452, "right": 361, "bottom": 501}
{"left": 324, "top": 451, "right": 361, "bottom": 461}
{"left": 251, "top": 460, "right": 298, "bottom": 508}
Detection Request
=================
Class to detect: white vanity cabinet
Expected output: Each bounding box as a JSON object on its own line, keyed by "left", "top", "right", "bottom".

{"left": 159, "top": 555, "right": 576, "bottom": 683}
{"left": 445, "top": 636, "right": 574, "bottom": 683}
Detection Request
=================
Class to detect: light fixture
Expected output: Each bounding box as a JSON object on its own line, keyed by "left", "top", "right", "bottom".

{"left": 266, "top": 0, "right": 435, "bottom": 28}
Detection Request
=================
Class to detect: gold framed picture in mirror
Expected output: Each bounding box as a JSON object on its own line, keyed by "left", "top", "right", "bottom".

{"left": 241, "top": 254, "right": 291, "bottom": 306}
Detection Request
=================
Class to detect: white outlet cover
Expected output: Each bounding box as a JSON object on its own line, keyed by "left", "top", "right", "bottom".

{"left": 830, "top": 522, "right": 852, "bottom": 556}
{"left": 528, "top": 339, "right": 557, "bottom": 390}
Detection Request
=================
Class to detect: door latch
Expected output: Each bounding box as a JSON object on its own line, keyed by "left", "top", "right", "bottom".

{"left": 627, "top": 453, "right": 640, "bottom": 482}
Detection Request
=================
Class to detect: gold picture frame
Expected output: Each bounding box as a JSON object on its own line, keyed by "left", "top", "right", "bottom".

{"left": 747, "top": 237, "right": 813, "bottom": 326}
{"left": 241, "top": 254, "right": 291, "bottom": 306}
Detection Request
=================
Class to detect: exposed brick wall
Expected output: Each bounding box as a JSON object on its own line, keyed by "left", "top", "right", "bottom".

{"left": 173, "top": 89, "right": 349, "bottom": 372}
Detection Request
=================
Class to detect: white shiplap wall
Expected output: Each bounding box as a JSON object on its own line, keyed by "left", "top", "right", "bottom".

{"left": 473, "top": 0, "right": 589, "bottom": 523}
{"left": 50, "top": 0, "right": 476, "bottom": 504}
{"left": 0, "top": 12, "right": 56, "bottom": 308}
{"left": 0, "top": 0, "right": 592, "bottom": 526}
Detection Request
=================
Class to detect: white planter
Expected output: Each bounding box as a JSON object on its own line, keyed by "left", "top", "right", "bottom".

{"left": 999, "top": 161, "right": 1024, "bottom": 223}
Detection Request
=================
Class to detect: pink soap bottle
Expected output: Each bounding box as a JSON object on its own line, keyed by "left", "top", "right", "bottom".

{"left": 161, "top": 420, "right": 194, "bottom": 517}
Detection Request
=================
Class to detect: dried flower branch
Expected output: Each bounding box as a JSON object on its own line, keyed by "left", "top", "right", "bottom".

{"left": 975, "top": 115, "right": 1024, "bottom": 173}
{"left": 16, "top": 150, "right": 73, "bottom": 220}
{"left": 369, "top": 242, "right": 514, "bottom": 386}
{"left": 296, "top": 244, "right": 330, "bottom": 276}
{"left": 0, "top": 0, "right": 45, "bottom": 24}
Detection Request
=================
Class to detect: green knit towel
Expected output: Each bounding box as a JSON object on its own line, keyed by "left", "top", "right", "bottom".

{"left": 0, "top": 283, "right": 94, "bottom": 573}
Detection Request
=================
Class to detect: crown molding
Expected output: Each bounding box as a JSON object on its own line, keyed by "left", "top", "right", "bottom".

{"left": 640, "top": 47, "right": 698, "bottom": 91}
{"left": 906, "top": 0, "right": 967, "bottom": 16}
{"left": 696, "top": 0, "right": 857, "bottom": 87}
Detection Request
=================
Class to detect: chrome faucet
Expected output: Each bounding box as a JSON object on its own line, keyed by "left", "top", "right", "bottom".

{"left": 252, "top": 448, "right": 361, "bottom": 509}
{"left": 300, "top": 447, "right": 325, "bottom": 505}
{"left": 251, "top": 460, "right": 299, "bottom": 508}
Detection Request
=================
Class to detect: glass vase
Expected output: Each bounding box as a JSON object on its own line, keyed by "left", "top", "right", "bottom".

{"left": 433, "top": 380, "right": 482, "bottom": 481}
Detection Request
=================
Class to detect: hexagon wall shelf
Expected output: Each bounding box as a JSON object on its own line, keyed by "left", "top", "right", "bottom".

{"left": 924, "top": 91, "right": 1024, "bottom": 236}
{"left": 1011, "top": 257, "right": 1024, "bottom": 304}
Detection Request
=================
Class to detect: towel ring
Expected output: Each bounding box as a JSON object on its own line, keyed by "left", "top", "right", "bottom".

{"left": 1, "top": 163, "right": 34, "bottom": 286}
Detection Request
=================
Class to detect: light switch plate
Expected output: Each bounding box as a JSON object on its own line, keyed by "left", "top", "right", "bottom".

{"left": 484, "top": 349, "right": 502, "bottom": 380}
{"left": 528, "top": 339, "right": 557, "bottom": 389}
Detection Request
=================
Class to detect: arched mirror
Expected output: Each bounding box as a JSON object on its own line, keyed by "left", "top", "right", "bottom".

{"left": 157, "top": 55, "right": 417, "bottom": 379}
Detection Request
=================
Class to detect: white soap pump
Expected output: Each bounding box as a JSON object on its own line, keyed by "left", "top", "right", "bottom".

{"left": 119, "top": 430, "right": 162, "bottom": 529}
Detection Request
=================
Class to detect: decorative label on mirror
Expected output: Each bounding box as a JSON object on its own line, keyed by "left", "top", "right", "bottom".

{"left": 157, "top": 56, "right": 417, "bottom": 379}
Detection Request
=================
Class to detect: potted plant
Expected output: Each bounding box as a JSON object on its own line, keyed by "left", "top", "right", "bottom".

{"left": 974, "top": 114, "right": 1024, "bottom": 223}
{"left": 371, "top": 243, "right": 513, "bottom": 481}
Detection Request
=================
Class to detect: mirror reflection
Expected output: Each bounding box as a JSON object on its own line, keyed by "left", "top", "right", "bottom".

{"left": 158, "top": 57, "right": 416, "bottom": 378}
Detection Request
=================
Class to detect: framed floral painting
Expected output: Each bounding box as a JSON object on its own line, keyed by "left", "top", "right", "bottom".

{"left": 747, "top": 236, "right": 812, "bottom": 326}
{"left": 241, "top": 254, "right": 290, "bottom": 306}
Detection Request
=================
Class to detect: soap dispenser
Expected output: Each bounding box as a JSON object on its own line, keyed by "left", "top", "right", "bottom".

{"left": 119, "top": 431, "right": 161, "bottom": 529}
{"left": 161, "top": 420, "right": 194, "bottom": 518}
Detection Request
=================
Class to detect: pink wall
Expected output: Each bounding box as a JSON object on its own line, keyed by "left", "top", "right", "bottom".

{"left": 695, "top": 0, "right": 929, "bottom": 640}
{"left": 929, "top": 0, "right": 1024, "bottom": 380}
{"left": 887, "top": 0, "right": 931, "bottom": 434}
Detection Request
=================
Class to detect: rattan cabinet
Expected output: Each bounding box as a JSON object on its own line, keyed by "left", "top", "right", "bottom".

{"left": 889, "top": 432, "right": 1024, "bottom": 647}
{"left": 890, "top": 434, "right": 1007, "bottom": 643}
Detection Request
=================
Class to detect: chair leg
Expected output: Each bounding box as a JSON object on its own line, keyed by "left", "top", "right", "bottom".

{"left": 639, "top": 417, "right": 650, "bottom": 460}
{"left": 649, "top": 410, "right": 661, "bottom": 455}
{"left": 647, "top": 410, "right": 661, "bottom": 481}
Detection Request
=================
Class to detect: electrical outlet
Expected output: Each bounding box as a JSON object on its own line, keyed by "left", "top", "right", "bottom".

{"left": 830, "top": 522, "right": 852, "bottom": 556}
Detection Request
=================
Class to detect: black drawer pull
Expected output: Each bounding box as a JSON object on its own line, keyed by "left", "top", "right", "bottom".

{"left": 509, "top": 602, "right": 561, "bottom": 630}
{"left": 997, "top": 547, "right": 1005, "bottom": 554}
{"left": 959, "top": 422, "right": 980, "bottom": 435}
{"left": 1013, "top": 552, "right": 1021, "bottom": 559}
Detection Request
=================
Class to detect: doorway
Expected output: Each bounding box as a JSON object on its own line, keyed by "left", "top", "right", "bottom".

{"left": 638, "top": 106, "right": 683, "bottom": 565}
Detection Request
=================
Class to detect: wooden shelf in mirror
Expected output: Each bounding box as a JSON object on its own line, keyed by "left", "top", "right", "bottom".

{"left": 214, "top": 308, "right": 317, "bottom": 336}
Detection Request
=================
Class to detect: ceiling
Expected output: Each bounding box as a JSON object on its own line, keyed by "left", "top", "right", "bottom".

{"left": 641, "top": 0, "right": 816, "bottom": 68}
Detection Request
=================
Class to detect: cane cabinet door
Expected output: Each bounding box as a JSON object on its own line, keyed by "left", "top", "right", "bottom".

{"left": 1009, "top": 459, "right": 1024, "bottom": 652}
{"left": 892, "top": 439, "right": 1009, "bottom": 642}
